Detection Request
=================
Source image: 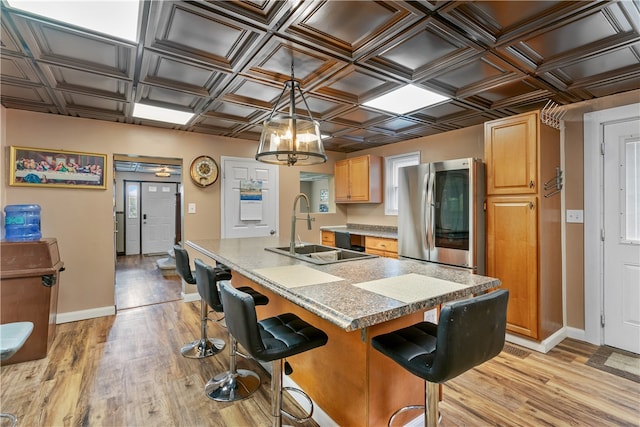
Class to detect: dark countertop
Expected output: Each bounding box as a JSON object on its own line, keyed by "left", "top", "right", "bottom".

{"left": 187, "top": 236, "right": 499, "bottom": 332}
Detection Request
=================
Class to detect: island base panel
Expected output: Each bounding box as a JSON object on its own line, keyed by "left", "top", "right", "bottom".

{"left": 232, "top": 273, "right": 425, "bottom": 427}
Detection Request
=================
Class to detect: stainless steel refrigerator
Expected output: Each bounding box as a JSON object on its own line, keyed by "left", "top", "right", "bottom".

{"left": 398, "top": 158, "right": 485, "bottom": 273}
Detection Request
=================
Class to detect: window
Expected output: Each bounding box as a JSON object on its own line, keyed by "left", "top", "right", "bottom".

{"left": 385, "top": 152, "right": 420, "bottom": 215}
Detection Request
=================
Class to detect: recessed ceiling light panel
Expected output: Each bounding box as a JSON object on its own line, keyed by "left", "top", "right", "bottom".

{"left": 364, "top": 85, "right": 450, "bottom": 115}
{"left": 133, "top": 103, "right": 195, "bottom": 125}
{"left": 7, "top": 0, "right": 140, "bottom": 42}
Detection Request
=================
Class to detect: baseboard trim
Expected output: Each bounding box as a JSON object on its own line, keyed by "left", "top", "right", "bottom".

{"left": 282, "top": 375, "right": 339, "bottom": 427}
{"left": 565, "top": 327, "right": 587, "bottom": 342}
{"left": 56, "top": 306, "right": 116, "bottom": 324}
{"left": 506, "top": 327, "right": 567, "bottom": 353}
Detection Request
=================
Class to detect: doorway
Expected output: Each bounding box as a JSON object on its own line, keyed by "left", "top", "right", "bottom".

{"left": 114, "top": 155, "right": 183, "bottom": 310}
{"left": 584, "top": 103, "right": 640, "bottom": 354}
{"left": 124, "top": 181, "right": 178, "bottom": 255}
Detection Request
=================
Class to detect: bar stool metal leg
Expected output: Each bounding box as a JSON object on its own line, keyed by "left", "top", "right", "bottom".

{"left": 181, "top": 299, "right": 225, "bottom": 358}
{"left": 0, "top": 413, "right": 17, "bottom": 427}
{"left": 205, "top": 332, "right": 261, "bottom": 401}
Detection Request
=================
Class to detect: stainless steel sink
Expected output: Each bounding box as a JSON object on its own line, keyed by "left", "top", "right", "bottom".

{"left": 265, "top": 244, "right": 378, "bottom": 265}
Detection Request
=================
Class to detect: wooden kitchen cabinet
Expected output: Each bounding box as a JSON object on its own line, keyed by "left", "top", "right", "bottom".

{"left": 335, "top": 155, "right": 382, "bottom": 203}
{"left": 484, "top": 111, "right": 562, "bottom": 341}
{"left": 485, "top": 112, "right": 538, "bottom": 195}
{"left": 365, "top": 236, "right": 398, "bottom": 259}
{"left": 321, "top": 230, "right": 335, "bottom": 247}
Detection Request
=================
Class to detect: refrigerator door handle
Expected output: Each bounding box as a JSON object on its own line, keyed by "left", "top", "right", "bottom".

{"left": 425, "top": 169, "right": 435, "bottom": 251}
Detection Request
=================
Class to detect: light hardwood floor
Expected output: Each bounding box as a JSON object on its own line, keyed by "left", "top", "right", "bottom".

{"left": 1, "top": 258, "right": 638, "bottom": 426}
{"left": 115, "top": 254, "right": 182, "bottom": 310}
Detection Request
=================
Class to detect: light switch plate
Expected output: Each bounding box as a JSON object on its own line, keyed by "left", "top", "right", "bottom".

{"left": 188, "top": 203, "right": 196, "bottom": 214}
{"left": 566, "top": 209, "right": 583, "bottom": 223}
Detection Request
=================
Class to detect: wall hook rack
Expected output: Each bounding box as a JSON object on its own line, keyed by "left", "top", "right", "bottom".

{"left": 544, "top": 167, "right": 563, "bottom": 198}
{"left": 541, "top": 100, "right": 566, "bottom": 130}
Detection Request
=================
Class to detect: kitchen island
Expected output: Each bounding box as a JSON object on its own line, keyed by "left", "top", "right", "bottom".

{"left": 187, "top": 237, "right": 500, "bottom": 426}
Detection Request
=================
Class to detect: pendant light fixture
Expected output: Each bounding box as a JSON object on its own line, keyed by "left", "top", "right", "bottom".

{"left": 255, "top": 64, "right": 327, "bottom": 166}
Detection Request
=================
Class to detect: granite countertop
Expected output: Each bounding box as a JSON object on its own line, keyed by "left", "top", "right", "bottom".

{"left": 320, "top": 224, "right": 399, "bottom": 239}
{"left": 187, "top": 236, "right": 499, "bottom": 332}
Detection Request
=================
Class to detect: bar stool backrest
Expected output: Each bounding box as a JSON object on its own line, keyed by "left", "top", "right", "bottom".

{"left": 194, "top": 259, "right": 225, "bottom": 312}
{"left": 174, "top": 245, "right": 196, "bottom": 284}
{"left": 429, "top": 289, "right": 509, "bottom": 383}
{"left": 219, "top": 281, "right": 266, "bottom": 358}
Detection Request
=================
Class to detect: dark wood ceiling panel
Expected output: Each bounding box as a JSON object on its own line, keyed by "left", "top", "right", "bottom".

{"left": 11, "top": 14, "right": 135, "bottom": 79}
{"left": 39, "top": 64, "right": 130, "bottom": 101}
{"left": 0, "top": 81, "right": 53, "bottom": 104}
{"left": 438, "top": 1, "right": 606, "bottom": 46}
{"left": 285, "top": 94, "right": 351, "bottom": 121}
{"left": 426, "top": 53, "right": 523, "bottom": 99}
{"left": 242, "top": 36, "right": 346, "bottom": 87}
{"left": 329, "top": 106, "right": 392, "bottom": 128}
{"left": 361, "top": 18, "right": 482, "bottom": 81}
{"left": 192, "top": 115, "right": 244, "bottom": 131}
{"left": 145, "top": 1, "right": 266, "bottom": 72}
{"left": 221, "top": 77, "right": 284, "bottom": 110}
{"left": 197, "top": 0, "right": 292, "bottom": 28}
{"left": 1, "top": 54, "right": 42, "bottom": 84}
{"left": 60, "top": 91, "right": 127, "bottom": 116}
{"left": 1, "top": 18, "right": 26, "bottom": 55}
{"left": 311, "top": 65, "right": 401, "bottom": 104}
{"left": 1, "top": 1, "right": 639, "bottom": 153}
{"left": 558, "top": 45, "right": 640, "bottom": 86}
{"left": 139, "top": 51, "right": 231, "bottom": 98}
{"left": 135, "top": 83, "right": 206, "bottom": 112}
{"left": 280, "top": 0, "right": 426, "bottom": 60}
{"left": 204, "top": 100, "right": 266, "bottom": 124}
{"left": 372, "top": 117, "right": 427, "bottom": 134}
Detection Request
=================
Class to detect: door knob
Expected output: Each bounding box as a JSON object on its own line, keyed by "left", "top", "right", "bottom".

{"left": 270, "top": 229, "right": 276, "bottom": 235}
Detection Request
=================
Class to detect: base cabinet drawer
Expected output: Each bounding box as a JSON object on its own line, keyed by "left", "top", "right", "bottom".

{"left": 321, "top": 230, "right": 335, "bottom": 247}
{"left": 365, "top": 236, "right": 398, "bottom": 258}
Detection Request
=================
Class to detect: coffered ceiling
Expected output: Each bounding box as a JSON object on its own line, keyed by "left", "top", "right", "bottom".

{"left": 2, "top": 1, "right": 639, "bottom": 153}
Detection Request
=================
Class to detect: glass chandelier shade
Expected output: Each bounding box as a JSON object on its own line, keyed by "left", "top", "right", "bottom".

{"left": 256, "top": 67, "right": 327, "bottom": 166}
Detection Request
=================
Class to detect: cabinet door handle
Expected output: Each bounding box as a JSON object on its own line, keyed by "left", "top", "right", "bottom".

{"left": 529, "top": 202, "right": 534, "bottom": 210}
{"left": 529, "top": 180, "right": 535, "bottom": 188}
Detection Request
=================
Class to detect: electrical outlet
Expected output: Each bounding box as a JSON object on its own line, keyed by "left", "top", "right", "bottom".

{"left": 188, "top": 203, "right": 196, "bottom": 214}
{"left": 566, "top": 209, "right": 583, "bottom": 223}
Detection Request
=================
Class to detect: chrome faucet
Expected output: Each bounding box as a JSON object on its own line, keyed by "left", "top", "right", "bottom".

{"left": 290, "top": 193, "right": 314, "bottom": 254}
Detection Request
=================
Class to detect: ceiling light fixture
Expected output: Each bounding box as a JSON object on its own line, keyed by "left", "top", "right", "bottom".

{"left": 133, "top": 103, "right": 195, "bottom": 125}
{"left": 155, "top": 166, "right": 171, "bottom": 177}
{"left": 363, "top": 84, "right": 450, "bottom": 115}
{"left": 255, "top": 64, "right": 327, "bottom": 166}
{"left": 6, "top": 0, "right": 140, "bottom": 42}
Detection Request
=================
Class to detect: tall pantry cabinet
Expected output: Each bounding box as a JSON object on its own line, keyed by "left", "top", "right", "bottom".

{"left": 484, "top": 111, "right": 562, "bottom": 341}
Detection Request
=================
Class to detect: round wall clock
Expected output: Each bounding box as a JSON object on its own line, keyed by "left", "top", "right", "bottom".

{"left": 190, "top": 155, "right": 219, "bottom": 187}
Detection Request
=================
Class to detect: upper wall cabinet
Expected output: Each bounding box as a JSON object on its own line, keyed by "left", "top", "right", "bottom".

{"left": 335, "top": 155, "right": 382, "bottom": 203}
{"left": 484, "top": 113, "right": 538, "bottom": 195}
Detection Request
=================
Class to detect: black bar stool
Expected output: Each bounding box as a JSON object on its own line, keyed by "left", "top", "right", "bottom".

{"left": 371, "top": 289, "right": 509, "bottom": 427}
{"left": 181, "top": 258, "right": 231, "bottom": 359}
{"left": 196, "top": 261, "right": 270, "bottom": 402}
{"left": 219, "top": 281, "right": 328, "bottom": 427}
{"left": 174, "top": 245, "right": 214, "bottom": 358}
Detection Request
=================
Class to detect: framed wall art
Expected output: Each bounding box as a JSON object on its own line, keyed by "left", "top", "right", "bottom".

{"left": 9, "top": 146, "right": 107, "bottom": 189}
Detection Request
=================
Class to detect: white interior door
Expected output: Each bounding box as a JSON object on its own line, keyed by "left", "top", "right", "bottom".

{"left": 221, "top": 157, "right": 278, "bottom": 238}
{"left": 125, "top": 181, "right": 141, "bottom": 255}
{"left": 603, "top": 119, "right": 640, "bottom": 354}
{"left": 141, "top": 182, "right": 177, "bottom": 254}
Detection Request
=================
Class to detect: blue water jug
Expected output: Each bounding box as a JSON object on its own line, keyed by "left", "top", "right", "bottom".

{"left": 4, "top": 204, "right": 42, "bottom": 241}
